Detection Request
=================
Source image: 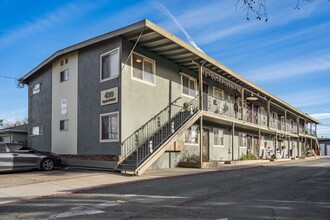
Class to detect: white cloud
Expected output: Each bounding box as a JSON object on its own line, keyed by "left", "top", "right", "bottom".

{"left": 0, "top": 2, "right": 100, "bottom": 48}
{"left": 155, "top": 2, "right": 204, "bottom": 53}
{"left": 280, "top": 88, "right": 330, "bottom": 108}
{"left": 196, "top": 0, "right": 322, "bottom": 45}
{"left": 310, "top": 113, "right": 330, "bottom": 120}
{"left": 245, "top": 52, "right": 330, "bottom": 82}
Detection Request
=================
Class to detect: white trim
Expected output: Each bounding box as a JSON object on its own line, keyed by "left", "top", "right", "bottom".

{"left": 213, "top": 87, "right": 224, "bottom": 99}
{"left": 181, "top": 72, "right": 197, "bottom": 98}
{"left": 130, "top": 51, "right": 156, "bottom": 86}
{"left": 32, "top": 83, "right": 41, "bottom": 95}
{"left": 213, "top": 127, "right": 224, "bottom": 147}
{"left": 184, "top": 124, "right": 199, "bottom": 145}
{"left": 99, "top": 111, "right": 120, "bottom": 142}
{"left": 100, "top": 48, "right": 120, "bottom": 83}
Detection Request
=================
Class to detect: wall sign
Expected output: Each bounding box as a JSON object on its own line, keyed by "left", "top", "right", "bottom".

{"left": 61, "top": 99, "right": 67, "bottom": 115}
{"left": 101, "top": 87, "right": 118, "bottom": 106}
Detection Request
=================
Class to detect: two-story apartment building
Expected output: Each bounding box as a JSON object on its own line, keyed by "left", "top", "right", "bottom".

{"left": 19, "top": 20, "right": 319, "bottom": 175}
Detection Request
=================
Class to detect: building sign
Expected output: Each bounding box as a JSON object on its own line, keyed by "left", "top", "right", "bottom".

{"left": 101, "top": 87, "right": 118, "bottom": 106}
{"left": 61, "top": 99, "right": 67, "bottom": 115}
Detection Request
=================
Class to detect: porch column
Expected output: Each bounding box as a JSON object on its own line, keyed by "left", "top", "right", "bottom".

{"left": 258, "top": 129, "right": 261, "bottom": 160}
{"left": 267, "top": 100, "right": 271, "bottom": 129}
{"left": 288, "top": 136, "right": 291, "bottom": 158}
{"left": 241, "top": 88, "right": 244, "bottom": 121}
{"left": 284, "top": 110, "right": 287, "bottom": 132}
{"left": 199, "top": 64, "right": 203, "bottom": 167}
{"left": 199, "top": 116, "right": 203, "bottom": 167}
{"left": 199, "top": 64, "right": 203, "bottom": 111}
{"left": 232, "top": 122, "right": 235, "bottom": 161}
{"left": 296, "top": 116, "right": 300, "bottom": 136}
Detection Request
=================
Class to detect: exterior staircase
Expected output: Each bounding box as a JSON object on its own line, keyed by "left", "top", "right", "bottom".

{"left": 116, "top": 96, "right": 200, "bottom": 175}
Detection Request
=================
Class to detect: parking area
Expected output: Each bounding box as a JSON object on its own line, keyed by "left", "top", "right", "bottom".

{"left": 0, "top": 168, "right": 110, "bottom": 189}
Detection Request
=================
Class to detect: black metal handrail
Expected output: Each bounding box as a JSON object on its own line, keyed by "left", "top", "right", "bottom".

{"left": 134, "top": 95, "right": 200, "bottom": 166}
{"left": 121, "top": 97, "right": 181, "bottom": 159}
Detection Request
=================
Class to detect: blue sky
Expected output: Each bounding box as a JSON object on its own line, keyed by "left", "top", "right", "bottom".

{"left": 0, "top": 0, "right": 329, "bottom": 137}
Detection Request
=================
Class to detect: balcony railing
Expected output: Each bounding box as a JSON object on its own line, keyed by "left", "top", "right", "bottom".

{"left": 204, "top": 93, "right": 310, "bottom": 135}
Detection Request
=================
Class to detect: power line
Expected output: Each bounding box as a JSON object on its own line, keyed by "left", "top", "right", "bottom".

{"left": 0, "top": 75, "right": 24, "bottom": 88}
{"left": 0, "top": 75, "right": 19, "bottom": 80}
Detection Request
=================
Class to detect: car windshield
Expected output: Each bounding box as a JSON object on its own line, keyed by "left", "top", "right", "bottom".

{"left": 7, "top": 144, "right": 31, "bottom": 152}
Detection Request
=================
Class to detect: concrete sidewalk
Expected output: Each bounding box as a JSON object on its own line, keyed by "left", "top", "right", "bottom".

{"left": 0, "top": 157, "right": 320, "bottom": 206}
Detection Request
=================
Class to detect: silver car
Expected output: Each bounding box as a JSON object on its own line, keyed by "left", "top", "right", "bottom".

{"left": 0, "top": 143, "right": 61, "bottom": 172}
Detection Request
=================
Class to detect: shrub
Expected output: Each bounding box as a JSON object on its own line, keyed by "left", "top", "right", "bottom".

{"left": 240, "top": 152, "right": 258, "bottom": 160}
{"left": 181, "top": 153, "right": 200, "bottom": 163}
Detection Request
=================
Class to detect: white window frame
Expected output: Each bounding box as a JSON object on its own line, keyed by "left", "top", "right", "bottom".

{"left": 60, "top": 119, "right": 69, "bottom": 131}
{"left": 100, "top": 48, "right": 120, "bottom": 82}
{"left": 184, "top": 125, "right": 199, "bottom": 145}
{"left": 213, "top": 87, "right": 224, "bottom": 100}
{"left": 131, "top": 52, "right": 156, "bottom": 86}
{"left": 60, "top": 69, "right": 69, "bottom": 82}
{"left": 30, "top": 126, "right": 43, "bottom": 136}
{"left": 239, "top": 132, "right": 247, "bottom": 148}
{"left": 214, "top": 128, "right": 224, "bottom": 147}
{"left": 100, "top": 112, "right": 119, "bottom": 142}
{"left": 181, "top": 72, "right": 197, "bottom": 98}
{"left": 32, "top": 83, "right": 41, "bottom": 95}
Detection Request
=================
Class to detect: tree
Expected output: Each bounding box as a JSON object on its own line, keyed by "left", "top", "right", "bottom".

{"left": 1, "top": 117, "right": 28, "bottom": 129}
{"left": 235, "top": 0, "right": 316, "bottom": 21}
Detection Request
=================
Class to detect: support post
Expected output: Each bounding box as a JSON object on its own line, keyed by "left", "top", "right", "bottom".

{"left": 284, "top": 110, "right": 287, "bottom": 132}
{"left": 199, "top": 64, "right": 203, "bottom": 111}
{"left": 258, "top": 129, "right": 261, "bottom": 160}
{"left": 199, "top": 116, "right": 203, "bottom": 167}
{"left": 267, "top": 100, "right": 271, "bottom": 129}
{"left": 232, "top": 122, "right": 235, "bottom": 161}
{"left": 241, "top": 88, "right": 244, "bottom": 121}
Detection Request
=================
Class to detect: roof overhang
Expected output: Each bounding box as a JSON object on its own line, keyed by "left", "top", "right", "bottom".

{"left": 18, "top": 19, "right": 320, "bottom": 124}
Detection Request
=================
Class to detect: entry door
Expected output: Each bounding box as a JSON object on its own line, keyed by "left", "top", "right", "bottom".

{"left": 202, "top": 128, "right": 209, "bottom": 161}
{"left": 203, "top": 83, "right": 209, "bottom": 111}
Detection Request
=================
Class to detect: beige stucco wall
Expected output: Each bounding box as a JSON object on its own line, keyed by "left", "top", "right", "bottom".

{"left": 51, "top": 52, "right": 78, "bottom": 154}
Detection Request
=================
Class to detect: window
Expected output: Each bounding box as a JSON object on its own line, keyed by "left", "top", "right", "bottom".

{"left": 30, "top": 126, "right": 43, "bottom": 136}
{"left": 101, "top": 49, "right": 119, "bottom": 81}
{"left": 185, "top": 125, "right": 199, "bottom": 144}
{"left": 181, "top": 73, "right": 197, "bottom": 97}
{"left": 214, "top": 128, "right": 224, "bottom": 146}
{"left": 213, "top": 88, "right": 224, "bottom": 100}
{"left": 60, "top": 120, "right": 69, "bottom": 131}
{"left": 32, "top": 83, "right": 40, "bottom": 95}
{"left": 290, "top": 119, "right": 294, "bottom": 130}
{"left": 0, "top": 144, "right": 7, "bottom": 152}
{"left": 65, "top": 58, "right": 68, "bottom": 64}
{"left": 239, "top": 133, "right": 247, "bottom": 147}
{"left": 100, "top": 112, "right": 119, "bottom": 141}
{"left": 132, "top": 53, "right": 155, "bottom": 84}
{"left": 60, "top": 69, "right": 69, "bottom": 82}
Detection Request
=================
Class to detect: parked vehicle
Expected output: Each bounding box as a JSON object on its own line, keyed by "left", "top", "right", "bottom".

{"left": 0, "top": 143, "right": 61, "bottom": 172}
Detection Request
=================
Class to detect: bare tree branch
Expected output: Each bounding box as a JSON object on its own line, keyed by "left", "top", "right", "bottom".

{"left": 235, "top": 0, "right": 317, "bottom": 22}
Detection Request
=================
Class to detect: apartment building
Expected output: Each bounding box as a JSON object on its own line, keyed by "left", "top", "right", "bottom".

{"left": 19, "top": 20, "right": 319, "bottom": 175}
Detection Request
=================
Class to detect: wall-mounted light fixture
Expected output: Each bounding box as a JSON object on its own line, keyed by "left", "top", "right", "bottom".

{"left": 246, "top": 93, "right": 258, "bottom": 101}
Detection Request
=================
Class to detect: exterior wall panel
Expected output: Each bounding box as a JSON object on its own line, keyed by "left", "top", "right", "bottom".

{"left": 28, "top": 66, "right": 52, "bottom": 151}
{"left": 77, "top": 39, "right": 121, "bottom": 155}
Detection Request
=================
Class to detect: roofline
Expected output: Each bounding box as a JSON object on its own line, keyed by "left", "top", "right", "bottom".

{"left": 18, "top": 19, "right": 320, "bottom": 124}
{"left": 18, "top": 19, "right": 147, "bottom": 83}
{"left": 143, "top": 20, "right": 320, "bottom": 124}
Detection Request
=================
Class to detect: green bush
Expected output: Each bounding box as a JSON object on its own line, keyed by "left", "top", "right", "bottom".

{"left": 240, "top": 152, "right": 258, "bottom": 160}
{"left": 181, "top": 153, "right": 200, "bottom": 163}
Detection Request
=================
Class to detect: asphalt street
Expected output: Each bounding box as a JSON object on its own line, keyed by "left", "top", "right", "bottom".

{"left": 0, "top": 158, "right": 329, "bottom": 220}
